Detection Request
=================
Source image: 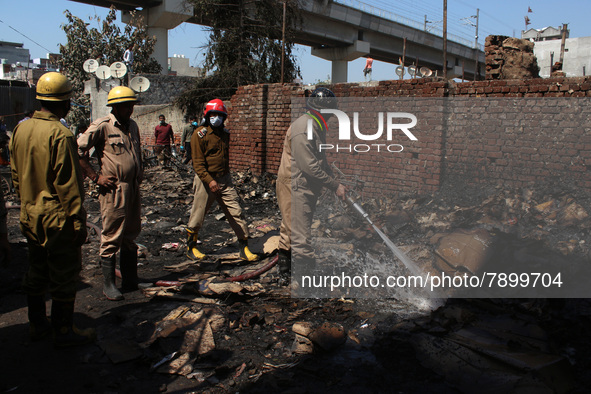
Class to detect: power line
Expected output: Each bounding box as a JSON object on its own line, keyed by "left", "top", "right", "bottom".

{"left": 451, "top": 0, "right": 516, "bottom": 31}
{"left": 0, "top": 18, "right": 53, "bottom": 54}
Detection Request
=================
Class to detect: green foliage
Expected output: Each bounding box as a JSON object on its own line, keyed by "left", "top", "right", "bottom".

{"left": 58, "top": 6, "right": 161, "bottom": 126}
{"left": 176, "top": 0, "right": 301, "bottom": 115}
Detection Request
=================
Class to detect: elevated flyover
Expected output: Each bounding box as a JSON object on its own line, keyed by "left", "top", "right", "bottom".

{"left": 70, "top": 0, "right": 485, "bottom": 81}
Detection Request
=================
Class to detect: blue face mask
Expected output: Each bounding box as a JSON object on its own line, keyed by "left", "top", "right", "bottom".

{"left": 209, "top": 115, "right": 223, "bottom": 127}
{"left": 192, "top": 121, "right": 198, "bottom": 126}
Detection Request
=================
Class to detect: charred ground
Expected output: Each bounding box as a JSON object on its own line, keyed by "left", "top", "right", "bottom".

{"left": 1, "top": 165, "right": 590, "bottom": 393}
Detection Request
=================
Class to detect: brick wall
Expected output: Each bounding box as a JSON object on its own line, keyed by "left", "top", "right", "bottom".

{"left": 227, "top": 76, "right": 591, "bottom": 196}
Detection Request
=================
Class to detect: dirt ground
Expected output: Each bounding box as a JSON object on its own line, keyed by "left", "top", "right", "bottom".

{"left": 1, "top": 165, "right": 591, "bottom": 394}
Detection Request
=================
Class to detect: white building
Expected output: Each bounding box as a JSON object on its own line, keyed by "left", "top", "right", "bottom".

{"left": 522, "top": 26, "right": 566, "bottom": 42}
{"left": 168, "top": 55, "right": 202, "bottom": 77}
{"left": 521, "top": 27, "right": 590, "bottom": 77}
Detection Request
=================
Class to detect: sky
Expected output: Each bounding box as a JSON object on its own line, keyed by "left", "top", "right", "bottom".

{"left": 1, "top": 0, "right": 591, "bottom": 84}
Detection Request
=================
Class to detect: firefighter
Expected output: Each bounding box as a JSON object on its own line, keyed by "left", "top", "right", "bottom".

{"left": 186, "top": 99, "right": 258, "bottom": 262}
{"left": 10, "top": 71, "right": 95, "bottom": 347}
{"left": 78, "top": 86, "right": 143, "bottom": 301}
{"left": 276, "top": 87, "right": 346, "bottom": 278}
{"left": 181, "top": 115, "right": 198, "bottom": 164}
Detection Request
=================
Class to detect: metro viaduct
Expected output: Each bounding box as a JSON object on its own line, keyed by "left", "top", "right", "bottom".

{"left": 70, "top": 0, "right": 485, "bottom": 81}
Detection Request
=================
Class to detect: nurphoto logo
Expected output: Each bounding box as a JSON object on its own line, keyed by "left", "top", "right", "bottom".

{"left": 307, "top": 109, "right": 418, "bottom": 153}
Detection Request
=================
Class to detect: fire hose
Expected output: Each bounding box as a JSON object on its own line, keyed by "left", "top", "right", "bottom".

{"left": 346, "top": 195, "right": 423, "bottom": 277}
{"left": 227, "top": 253, "right": 279, "bottom": 282}
{"left": 114, "top": 253, "right": 280, "bottom": 287}
{"left": 332, "top": 161, "right": 424, "bottom": 278}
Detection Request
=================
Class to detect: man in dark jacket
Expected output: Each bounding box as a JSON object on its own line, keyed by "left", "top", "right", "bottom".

{"left": 154, "top": 114, "right": 174, "bottom": 165}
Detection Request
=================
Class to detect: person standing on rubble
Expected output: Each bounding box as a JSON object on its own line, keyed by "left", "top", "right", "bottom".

{"left": 77, "top": 86, "right": 143, "bottom": 301}
{"left": 9, "top": 72, "right": 95, "bottom": 346}
{"left": 123, "top": 43, "right": 134, "bottom": 73}
{"left": 276, "top": 87, "right": 346, "bottom": 279}
{"left": 154, "top": 114, "right": 174, "bottom": 166}
{"left": 181, "top": 115, "right": 198, "bottom": 164}
{"left": 363, "top": 57, "right": 373, "bottom": 81}
{"left": 185, "top": 99, "right": 258, "bottom": 262}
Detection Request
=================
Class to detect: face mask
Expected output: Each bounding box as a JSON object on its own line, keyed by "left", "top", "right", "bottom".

{"left": 160, "top": 120, "right": 165, "bottom": 125}
{"left": 192, "top": 121, "right": 198, "bottom": 127}
{"left": 209, "top": 115, "right": 223, "bottom": 127}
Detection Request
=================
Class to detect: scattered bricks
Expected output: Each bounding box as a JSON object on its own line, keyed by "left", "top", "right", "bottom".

{"left": 292, "top": 321, "right": 313, "bottom": 337}
{"left": 291, "top": 334, "right": 314, "bottom": 355}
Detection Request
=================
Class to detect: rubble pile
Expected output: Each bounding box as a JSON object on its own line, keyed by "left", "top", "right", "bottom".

{"left": 485, "top": 35, "right": 540, "bottom": 80}
{"left": 313, "top": 186, "right": 589, "bottom": 288}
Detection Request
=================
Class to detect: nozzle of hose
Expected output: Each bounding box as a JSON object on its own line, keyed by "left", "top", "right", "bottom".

{"left": 347, "top": 196, "right": 373, "bottom": 225}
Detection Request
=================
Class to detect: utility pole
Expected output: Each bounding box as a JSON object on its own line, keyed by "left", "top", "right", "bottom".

{"left": 463, "top": 9, "right": 480, "bottom": 80}
{"left": 402, "top": 37, "right": 407, "bottom": 65}
{"left": 443, "top": 0, "right": 447, "bottom": 79}
{"left": 474, "top": 8, "right": 479, "bottom": 81}
{"left": 280, "top": 0, "right": 287, "bottom": 84}
{"left": 559, "top": 23, "right": 568, "bottom": 67}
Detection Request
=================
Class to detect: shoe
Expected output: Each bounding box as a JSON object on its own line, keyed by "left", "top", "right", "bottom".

{"left": 239, "top": 239, "right": 259, "bottom": 262}
{"left": 186, "top": 229, "right": 206, "bottom": 260}
{"left": 53, "top": 325, "right": 96, "bottom": 348}
{"left": 101, "top": 256, "right": 123, "bottom": 301}
{"left": 187, "top": 245, "right": 206, "bottom": 260}
{"left": 51, "top": 300, "right": 96, "bottom": 348}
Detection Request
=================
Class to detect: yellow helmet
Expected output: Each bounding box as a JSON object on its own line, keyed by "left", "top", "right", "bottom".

{"left": 36, "top": 72, "right": 73, "bottom": 101}
{"left": 107, "top": 86, "right": 137, "bottom": 106}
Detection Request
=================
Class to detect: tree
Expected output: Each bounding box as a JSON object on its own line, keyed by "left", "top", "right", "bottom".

{"left": 58, "top": 6, "right": 161, "bottom": 127}
{"left": 176, "top": 0, "right": 301, "bottom": 115}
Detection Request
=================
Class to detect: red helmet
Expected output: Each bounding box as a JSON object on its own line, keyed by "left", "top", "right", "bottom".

{"left": 204, "top": 99, "right": 227, "bottom": 118}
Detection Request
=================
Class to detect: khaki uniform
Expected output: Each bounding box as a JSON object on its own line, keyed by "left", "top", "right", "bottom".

{"left": 10, "top": 111, "right": 87, "bottom": 301}
{"left": 181, "top": 124, "right": 195, "bottom": 147}
{"left": 77, "top": 113, "right": 143, "bottom": 258}
{"left": 188, "top": 125, "right": 248, "bottom": 238}
{"left": 277, "top": 113, "right": 339, "bottom": 263}
{"left": 181, "top": 124, "right": 196, "bottom": 163}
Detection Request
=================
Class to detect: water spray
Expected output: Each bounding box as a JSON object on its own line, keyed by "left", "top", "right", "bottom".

{"left": 345, "top": 195, "right": 423, "bottom": 277}
{"left": 332, "top": 162, "right": 446, "bottom": 306}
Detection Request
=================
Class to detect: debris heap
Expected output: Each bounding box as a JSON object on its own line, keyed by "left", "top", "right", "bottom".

{"left": 485, "top": 35, "right": 540, "bottom": 80}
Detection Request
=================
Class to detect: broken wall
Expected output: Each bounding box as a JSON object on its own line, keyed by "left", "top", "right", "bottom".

{"left": 134, "top": 104, "right": 186, "bottom": 146}
{"left": 228, "top": 77, "right": 591, "bottom": 196}
{"left": 485, "top": 35, "right": 540, "bottom": 80}
{"left": 86, "top": 73, "right": 192, "bottom": 146}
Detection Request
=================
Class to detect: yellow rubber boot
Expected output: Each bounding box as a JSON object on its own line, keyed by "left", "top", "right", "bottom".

{"left": 186, "top": 229, "right": 206, "bottom": 260}
{"left": 239, "top": 239, "right": 259, "bottom": 262}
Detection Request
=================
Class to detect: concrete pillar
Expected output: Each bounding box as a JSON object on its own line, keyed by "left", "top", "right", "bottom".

{"left": 149, "top": 27, "right": 169, "bottom": 75}
{"left": 331, "top": 61, "right": 348, "bottom": 84}
{"left": 311, "top": 40, "right": 370, "bottom": 83}
{"left": 122, "top": 0, "right": 192, "bottom": 74}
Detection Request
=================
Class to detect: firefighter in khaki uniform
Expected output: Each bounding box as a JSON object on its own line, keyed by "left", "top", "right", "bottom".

{"left": 185, "top": 99, "right": 258, "bottom": 262}
{"left": 10, "top": 72, "right": 95, "bottom": 347}
{"left": 77, "top": 86, "right": 143, "bottom": 301}
{"left": 276, "top": 88, "right": 346, "bottom": 278}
